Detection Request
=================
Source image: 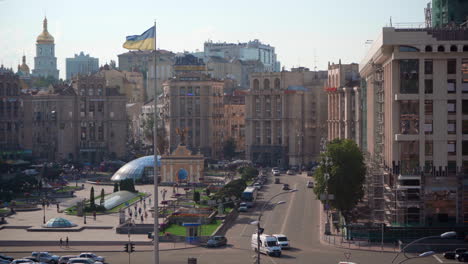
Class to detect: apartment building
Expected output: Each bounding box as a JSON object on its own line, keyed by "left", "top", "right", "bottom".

{"left": 224, "top": 90, "right": 247, "bottom": 154}
{"left": 245, "top": 68, "right": 328, "bottom": 167}
{"left": 360, "top": 26, "right": 468, "bottom": 226}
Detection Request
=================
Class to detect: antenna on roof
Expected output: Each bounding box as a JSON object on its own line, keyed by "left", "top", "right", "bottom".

{"left": 313, "top": 49, "right": 318, "bottom": 71}
{"left": 390, "top": 16, "right": 392, "bottom": 27}
{"left": 425, "top": 2, "right": 432, "bottom": 28}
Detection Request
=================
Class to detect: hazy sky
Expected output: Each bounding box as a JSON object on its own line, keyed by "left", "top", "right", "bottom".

{"left": 0, "top": 0, "right": 429, "bottom": 79}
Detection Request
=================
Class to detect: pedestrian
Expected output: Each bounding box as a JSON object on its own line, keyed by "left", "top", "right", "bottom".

{"left": 59, "top": 238, "right": 63, "bottom": 247}
{"left": 93, "top": 211, "right": 96, "bottom": 221}
{"left": 140, "top": 196, "right": 143, "bottom": 203}
{"left": 143, "top": 203, "right": 146, "bottom": 210}
{"left": 144, "top": 211, "right": 148, "bottom": 219}
{"left": 65, "top": 236, "right": 69, "bottom": 247}
{"left": 129, "top": 211, "right": 133, "bottom": 218}
{"left": 138, "top": 207, "right": 142, "bottom": 215}
{"left": 149, "top": 197, "right": 152, "bottom": 205}
{"left": 57, "top": 203, "right": 60, "bottom": 213}
{"left": 141, "top": 214, "right": 144, "bottom": 223}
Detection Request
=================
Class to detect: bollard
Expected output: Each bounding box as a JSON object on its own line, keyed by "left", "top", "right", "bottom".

{"left": 188, "top": 257, "right": 197, "bottom": 264}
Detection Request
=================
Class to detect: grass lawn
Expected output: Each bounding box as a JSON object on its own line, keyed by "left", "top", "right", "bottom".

{"left": 224, "top": 208, "right": 233, "bottom": 214}
{"left": 0, "top": 208, "right": 9, "bottom": 214}
{"left": 56, "top": 186, "right": 81, "bottom": 193}
{"left": 159, "top": 220, "right": 222, "bottom": 236}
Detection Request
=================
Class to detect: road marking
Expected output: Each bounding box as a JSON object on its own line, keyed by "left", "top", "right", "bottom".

{"left": 433, "top": 255, "right": 443, "bottom": 263}
{"left": 280, "top": 183, "right": 298, "bottom": 234}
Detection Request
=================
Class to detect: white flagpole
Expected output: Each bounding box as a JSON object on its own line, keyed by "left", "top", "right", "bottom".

{"left": 152, "top": 20, "right": 159, "bottom": 264}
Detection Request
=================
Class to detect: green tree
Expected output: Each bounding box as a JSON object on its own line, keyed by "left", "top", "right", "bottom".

{"left": 223, "top": 137, "right": 236, "bottom": 160}
{"left": 205, "top": 188, "right": 211, "bottom": 197}
{"left": 313, "top": 139, "right": 366, "bottom": 222}
{"left": 193, "top": 191, "right": 201, "bottom": 204}
{"left": 120, "top": 179, "right": 136, "bottom": 192}
{"left": 113, "top": 182, "right": 119, "bottom": 193}
{"left": 100, "top": 188, "right": 105, "bottom": 206}
{"left": 89, "top": 186, "right": 96, "bottom": 209}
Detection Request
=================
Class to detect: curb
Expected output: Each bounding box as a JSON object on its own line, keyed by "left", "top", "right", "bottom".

{"left": 1, "top": 245, "right": 201, "bottom": 254}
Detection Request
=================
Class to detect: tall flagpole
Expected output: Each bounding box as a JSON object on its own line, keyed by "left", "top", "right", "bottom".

{"left": 152, "top": 20, "right": 159, "bottom": 264}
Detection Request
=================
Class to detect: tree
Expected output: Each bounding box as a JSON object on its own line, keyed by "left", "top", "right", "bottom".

{"left": 313, "top": 139, "right": 366, "bottom": 222}
{"left": 193, "top": 191, "right": 201, "bottom": 204}
{"left": 141, "top": 114, "right": 168, "bottom": 154}
{"left": 223, "top": 137, "right": 236, "bottom": 160}
{"left": 120, "top": 179, "right": 136, "bottom": 192}
{"left": 89, "top": 186, "right": 96, "bottom": 209}
{"left": 113, "top": 182, "right": 119, "bottom": 193}
{"left": 100, "top": 188, "right": 105, "bottom": 206}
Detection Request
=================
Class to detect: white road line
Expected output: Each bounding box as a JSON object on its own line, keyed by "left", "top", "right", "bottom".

{"left": 433, "top": 255, "right": 443, "bottom": 263}
{"left": 280, "top": 183, "right": 298, "bottom": 234}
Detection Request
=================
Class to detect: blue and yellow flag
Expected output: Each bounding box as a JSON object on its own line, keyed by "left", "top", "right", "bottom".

{"left": 123, "top": 26, "right": 155, "bottom": 50}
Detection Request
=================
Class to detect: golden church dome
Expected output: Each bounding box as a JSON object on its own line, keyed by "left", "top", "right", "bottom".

{"left": 36, "top": 17, "right": 54, "bottom": 44}
{"left": 19, "top": 55, "right": 30, "bottom": 73}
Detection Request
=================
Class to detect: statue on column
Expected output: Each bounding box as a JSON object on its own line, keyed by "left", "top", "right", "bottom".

{"left": 176, "top": 128, "right": 189, "bottom": 146}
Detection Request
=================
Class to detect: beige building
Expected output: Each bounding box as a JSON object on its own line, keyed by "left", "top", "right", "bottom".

{"left": 245, "top": 68, "right": 328, "bottom": 167}
{"left": 326, "top": 61, "right": 361, "bottom": 144}
{"left": 96, "top": 65, "right": 145, "bottom": 103}
{"left": 162, "top": 72, "right": 224, "bottom": 159}
{"left": 224, "top": 90, "right": 247, "bottom": 154}
{"left": 22, "top": 75, "right": 127, "bottom": 162}
{"left": 360, "top": 27, "right": 468, "bottom": 225}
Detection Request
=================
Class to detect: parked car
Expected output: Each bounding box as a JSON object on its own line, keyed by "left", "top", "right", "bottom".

{"left": 272, "top": 234, "right": 290, "bottom": 249}
{"left": 67, "top": 258, "right": 102, "bottom": 264}
{"left": 239, "top": 202, "right": 248, "bottom": 212}
{"left": 457, "top": 251, "right": 468, "bottom": 262}
{"left": 23, "top": 257, "right": 47, "bottom": 264}
{"left": 0, "top": 259, "right": 10, "bottom": 264}
{"left": 272, "top": 169, "right": 280, "bottom": 176}
{"left": 31, "top": 252, "right": 60, "bottom": 264}
{"left": 444, "top": 248, "right": 467, "bottom": 259}
{"left": 274, "top": 178, "right": 280, "bottom": 184}
{"left": 253, "top": 183, "right": 262, "bottom": 190}
{"left": 78, "top": 253, "right": 105, "bottom": 263}
{"left": 11, "top": 259, "right": 36, "bottom": 264}
{"left": 282, "top": 184, "right": 290, "bottom": 190}
{"left": 0, "top": 254, "right": 14, "bottom": 262}
{"left": 307, "top": 181, "right": 314, "bottom": 188}
{"left": 286, "top": 170, "right": 295, "bottom": 175}
{"left": 206, "top": 236, "right": 228, "bottom": 247}
{"left": 59, "top": 256, "right": 78, "bottom": 264}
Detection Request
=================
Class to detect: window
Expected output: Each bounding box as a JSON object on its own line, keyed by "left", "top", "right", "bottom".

{"left": 98, "top": 125, "right": 104, "bottom": 141}
{"left": 399, "top": 46, "right": 420, "bottom": 52}
{"left": 450, "top": 45, "right": 458, "bottom": 52}
{"left": 425, "top": 141, "right": 433, "bottom": 156}
{"left": 425, "top": 45, "right": 433, "bottom": 52}
{"left": 400, "top": 59, "right": 419, "bottom": 94}
{"left": 448, "top": 100, "right": 456, "bottom": 114}
{"left": 447, "top": 79, "right": 456, "bottom": 93}
{"left": 253, "top": 79, "right": 259, "bottom": 89}
{"left": 425, "top": 79, "right": 433, "bottom": 94}
{"left": 98, "top": 102, "right": 104, "bottom": 112}
{"left": 180, "top": 87, "right": 186, "bottom": 96}
{"left": 462, "top": 59, "right": 468, "bottom": 93}
{"left": 448, "top": 120, "right": 456, "bottom": 134}
{"left": 274, "top": 78, "right": 280, "bottom": 89}
{"left": 463, "top": 100, "right": 468, "bottom": 114}
{"left": 195, "top": 86, "right": 200, "bottom": 96}
{"left": 424, "top": 60, "right": 433, "bottom": 74}
{"left": 424, "top": 120, "right": 433, "bottom": 134}
{"left": 448, "top": 141, "right": 456, "bottom": 155}
{"left": 263, "top": 79, "right": 270, "bottom": 89}
{"left": 463, "top": 141, "right": 468, "bottom": 156}
{"left": 448, "top": 59, "right": 456, "bottom": 74}
{"left": 88, "top": 89, "right": 94, "bottom": 96}
{"left": 89, "top": 102, "right": 95, "bottom": 113}
{"left": 464, "top": 120, "right": 468, "bottom": 134}
{"left": 424, "top": 100, "right": 433, "bottom": 115}
{"left": 448, "top": 161, "right": 457, "bottom": 176}
{"left": 464, "top": 45, "right": 468, "bottom": 52}
{"left": 438, "top": 45, "right": 445, "bottom": 52}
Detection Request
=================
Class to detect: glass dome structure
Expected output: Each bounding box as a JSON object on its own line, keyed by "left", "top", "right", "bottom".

{"left": 43, "top": 217, "right": 77, "bottom": 228}
{"left": 103, "top": 191, "right": 138, "bottom": 210}
{"left": 111, "top": 155, "right": 161, "bottom": 182}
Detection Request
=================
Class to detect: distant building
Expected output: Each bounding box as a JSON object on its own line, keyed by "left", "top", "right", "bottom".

{"left": 95, "top": 64, "right": 145, "bottom": 103}
{"left": 245, "top": 69, "right": 328, "bottom": 167}
{"left": 204, "top": 39, "right": 280, "bottom": 72}
{"left": 431, "top": 0, "right": 468, "bottom": 28}
{"left": 224, "top": 90, "right": 247, "bottom": 154}
{"left": 326, "top": 61, "right": 361, "bottom": 145}
{"left": 32, "top": 17, "right": 59, "bottom": 79}
{"left": 17, "top": 55, "right": 32, "bottom": 90}
{"left": 66, "top": 52, "right": 99, "bottom": 80}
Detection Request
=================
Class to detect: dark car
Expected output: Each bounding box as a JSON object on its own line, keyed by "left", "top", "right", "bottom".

{"left": 444, "top": 248, "right": 467, "bottom": 259}
{"left": 275, "top": 178, "right": 280, "bottom": 184}
{"left": 282, "top": 184, "right": 290, "bottom": 190}
{"left": 0, "top": 254, "right": 14, "bottom": 262}
{"left": 206, "top": 236, "right": 227, "bottom": 247}
{"left": 457, "top": 251, "right": 468, "bottom": 262}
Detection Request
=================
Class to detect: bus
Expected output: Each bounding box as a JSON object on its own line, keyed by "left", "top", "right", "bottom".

{"left": 241, "top": 186, "right": 258, "bottom": 208}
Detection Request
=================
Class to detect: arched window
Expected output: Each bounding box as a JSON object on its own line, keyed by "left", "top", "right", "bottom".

{"left": 464, "top": 45, "right": 468, "bottom": 52}
{"left": 264, "top": 79, "right": 270, "bottom": 89}
{"left": 274, "top": 78, "right": 280, "bottom": 89}
{"left": 253, "top": 79, "right": 259, "bottom": 89}
{"left": 438, "top": 45, "right": 445, "bottom": 52}
{"left": 399, "top": 46, "right": 420, "bottom": 52}
{"left": 425, "top": 45, "right": 433, "bottom": 52}
{"left": 450, "top": 45, "right": 458, "bottom": 52}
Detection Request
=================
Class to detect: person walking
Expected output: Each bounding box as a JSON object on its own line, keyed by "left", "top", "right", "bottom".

{"left": 93, "top": 211, "right": 96, "bottom": 221}
{"left": 129, "top": 211, "right": 133, "bottom": 218}
{"left": 141, "top": 214, "right": 144, "bottom": 223}
{"left": 65, "top": 236, "right": 69, "bottom": 247}
{"left": 57, "top": 203, "right": 60, "bottom": 213}
{"left": 149, "top": 197, "right": 152, "bottom": 205}
{"left": 59, "top": 238, "right": 63, "bottom": 247}
{"left": 138, "top": 207, "right": 142, "bottom": 215}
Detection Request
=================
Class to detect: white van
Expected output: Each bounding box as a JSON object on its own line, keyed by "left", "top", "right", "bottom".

{"left": 251, "top": 234, "right": 282, "bottom": 257}
{"left": 272, "top": 234, "right": 290, "bottom": 249}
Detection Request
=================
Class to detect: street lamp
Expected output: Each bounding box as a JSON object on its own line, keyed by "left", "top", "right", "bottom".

{"left": 250, "top": 189, "right": 298, "bottom": 264}
{"left": 42, "top": 199, "right": 46, "bottom": 224}
{"left": 320, "top": 156, "right": 333, "bottom": 235}
{"left": 392, "top": 231, "right": 456, "bottom": 263}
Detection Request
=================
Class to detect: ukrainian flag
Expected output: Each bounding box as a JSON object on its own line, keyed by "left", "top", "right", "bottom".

{"left": 123, "top": 26, "right": 155, "bottom": 50}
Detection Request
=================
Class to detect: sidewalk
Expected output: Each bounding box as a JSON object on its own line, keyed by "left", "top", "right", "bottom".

{"left": 0, "top": 242, "right": 199, "bottom": 253}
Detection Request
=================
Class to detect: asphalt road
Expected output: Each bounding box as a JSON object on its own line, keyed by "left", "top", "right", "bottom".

{"left": 3, "top": 172, "right": 456, "bottom": 264}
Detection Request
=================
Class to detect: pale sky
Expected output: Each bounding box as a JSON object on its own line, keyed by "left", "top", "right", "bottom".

{"left": 0, "top": 0, "right": 429, "bottom": 79}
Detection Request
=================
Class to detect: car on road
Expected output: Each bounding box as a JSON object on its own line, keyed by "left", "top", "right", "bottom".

{"left": 286, "top": 170, "right": 295, "bottom": 175}
{"left": 253, "top": 182, "right": 262, "bottom": 190}
{"left": 67, "top": 258, "right": 102, "bottom": 264}
{"left": 282, "top": 184, "right": 290, "bottom": 190}
{"left": 31, "top": 252, "right": 60, "bottom": 264}
{"left": 273, "top": 234, "right": 290, "bottom": 249}
{"left": 457, "top": 251, "right": 468, "bottom": 262}
{"left": 444, "top": 248, "right": 467, "bottom": 259}
{"left": 239, "top": 202, "right": 248, "bottom": 212}
{"left": 78, "top": 253, "right": 105, "bottom": 263}
{"left": 274, "top": 178, "right": 280, "bottom": 184}
{"left": 206, "top": 236, "right": 228, "bottom": 247}
{"left": 59, "top": 256, "right": 78, "bottom": 264}
{"left": 11, "top": 259, "right": 36, "bottom": 264}
{"left": 307, "top": 181, "right": 314, "bottom": 188}
{"left": 251, "top": 234, "right": 282, "bottom": 257}
{"left": 272, "top": 169, "right": 280, "bottom": 176}
{"left": 0, "top": 254, "right": 14, "bottom": 262}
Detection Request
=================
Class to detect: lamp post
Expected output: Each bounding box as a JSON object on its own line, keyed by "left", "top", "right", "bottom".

{"left": 83, "top": 198, "right": 87, "bottom": 224}
{"left": 42, "top": 199, "right": 46, "bottom": 224}
{"left": 320, "top": 156, "right": 333, "bottom": 235}
{"left": 251, "top": 189, "right": 298, "bottom": 264}
{"left": 392, "top": 231, "right": 456, "bottom": 263}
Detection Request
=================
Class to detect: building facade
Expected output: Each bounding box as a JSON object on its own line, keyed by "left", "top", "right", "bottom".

{"left": 224, "top": 90, "right": 247, "bottom": 154}
{"left": 162, "top": 72, "right": 224, "bottom": 159}
{"left": 245, "top": 69, "right": 328, "bottom": 167}
{"left": 96, "top": 65, "right": 145, "bottom": 103}
{"left": 326, "top": 61, "right": 361, "bottom": 145}
{"left": 0, "top": 66, "right": 24, "bottom": 160}
{"left": 360, "top": 26, "right": 468, "bottom": 226}
{"left": 66, "top": 52, "right": 99, "bottom": 80}
{"left": 32, "top": 17, "right": 59, "bottom": 79}
{"left": 22, "top": 75, "right": 127, "bottom": 162}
